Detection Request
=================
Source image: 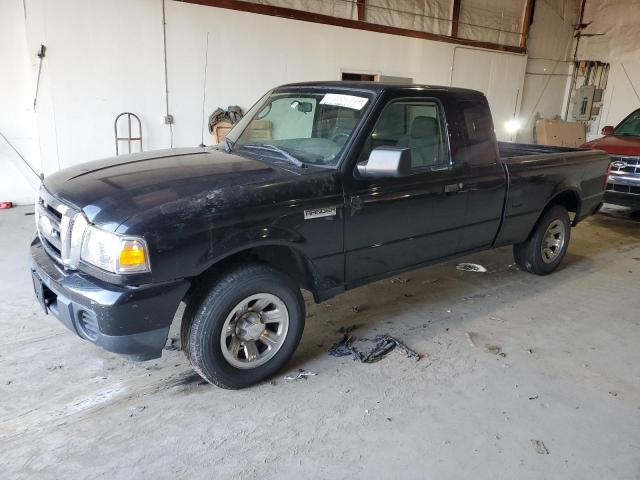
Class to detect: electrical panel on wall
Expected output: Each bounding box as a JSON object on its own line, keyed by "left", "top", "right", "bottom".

{"left": 568, "top": 61, "right": 610, "bottom": 140}
{"left": 572, "top": 85, "right": 595, "bottom": 121}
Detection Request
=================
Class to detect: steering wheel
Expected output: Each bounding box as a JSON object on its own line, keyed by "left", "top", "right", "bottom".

{"left": 331, "top": 132, "right": 350, "bottom": 146}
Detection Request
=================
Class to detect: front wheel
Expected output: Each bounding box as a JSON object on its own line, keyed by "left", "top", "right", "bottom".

{"left": 182, "top": 263, "right": 305, "bottom": 389}
{"left": 513, "top": 205, "right": 571, "bottom": 275}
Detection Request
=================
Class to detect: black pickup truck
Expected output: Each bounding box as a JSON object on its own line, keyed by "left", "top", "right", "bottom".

{"left": 31, "top": 82, "right": 609, "bottom": 388}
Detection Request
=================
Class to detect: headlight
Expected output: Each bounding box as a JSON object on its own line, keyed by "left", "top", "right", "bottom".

{"left": 81, "top": 226, "right": 150, "bottom": 274}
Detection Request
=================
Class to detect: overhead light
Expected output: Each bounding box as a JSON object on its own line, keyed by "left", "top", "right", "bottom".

{"left": 505, "top": 119, "right": 521, "bottom": 134}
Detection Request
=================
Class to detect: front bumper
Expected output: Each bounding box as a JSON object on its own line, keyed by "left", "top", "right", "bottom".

{"left": 604, "top": 190, "right": 640, "bottom": 209}
{"left": 605, "top": 172, "right": 640, "bottom": 209}
{"left": 30, "top": 237, "right": 190, "bottom": 361}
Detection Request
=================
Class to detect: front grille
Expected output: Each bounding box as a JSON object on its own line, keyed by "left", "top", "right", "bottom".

{"left": 36, "top": 189, "right": 77, "bottom": 267}
{"left": 606, "top": 183, "right": 640, "bottom": 195}
{"left": 610, "top": 155, "right": 640, "bottom": 174}
{"left": 37, "top": 204, "right": 63, "bottom": 263}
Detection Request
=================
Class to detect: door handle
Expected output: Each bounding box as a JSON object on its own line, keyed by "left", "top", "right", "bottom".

{"left": 444, "top": 183, "right": 463, "bottom": 194}
{"left": 350, "top": 196, "right": 363, "bottom": 215}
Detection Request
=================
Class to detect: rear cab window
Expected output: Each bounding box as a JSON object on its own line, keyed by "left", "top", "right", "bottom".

{"left": 457, "top": 98, "right": 498, "bottom": 166}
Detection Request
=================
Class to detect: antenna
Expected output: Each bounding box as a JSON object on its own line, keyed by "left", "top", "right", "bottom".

{"left": 199, "top": 32, "right": 210, "bottom": 148}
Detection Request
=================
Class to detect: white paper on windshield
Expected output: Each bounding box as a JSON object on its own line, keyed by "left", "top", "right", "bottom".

{"left": 320, "top": 94, "right": 368, "bottom": 110}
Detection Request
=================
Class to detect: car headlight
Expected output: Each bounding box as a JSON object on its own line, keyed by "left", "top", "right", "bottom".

{"left": 80, "top": 226, "right": 150, "bottom": 274}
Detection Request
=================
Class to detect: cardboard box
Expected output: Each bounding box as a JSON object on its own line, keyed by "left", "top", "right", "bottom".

{"left": 212, "top": 121, "right": 234, "bottom": 144}
{"left": 535, "top": 119, "right": 586, "bottom": 147}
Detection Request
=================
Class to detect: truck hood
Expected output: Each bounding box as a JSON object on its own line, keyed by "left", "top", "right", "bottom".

{"left": 43, "top": 147, "right": 298, "bottom": 228}
{"left": 581, "top": 135, "right": 640, "bottom": 156}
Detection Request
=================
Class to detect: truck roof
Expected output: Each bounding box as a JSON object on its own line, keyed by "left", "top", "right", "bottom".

{"left": 277, "top": 81, "right": 484, "bottom": 97}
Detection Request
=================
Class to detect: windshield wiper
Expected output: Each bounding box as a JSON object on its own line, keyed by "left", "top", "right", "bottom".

{"left": 241, "top": 144, "right": 304, "bottom": 167}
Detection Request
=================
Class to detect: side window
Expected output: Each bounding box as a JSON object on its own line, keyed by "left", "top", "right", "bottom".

{"left": 368, "top": 101, "right": 447, "bottom": 170}
{"left": 458, "top": 100, "right": 498, "bottom": 166}
{"left": 459, "top": 100, "right": 493, "bottom": 145}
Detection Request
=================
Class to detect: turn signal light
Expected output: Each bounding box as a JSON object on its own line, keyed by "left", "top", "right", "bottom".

{"left": 119, "top": 240, "right": 147, "bottom": 267}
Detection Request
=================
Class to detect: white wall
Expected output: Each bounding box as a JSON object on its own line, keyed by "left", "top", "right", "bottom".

{"left": 23, "top": 0, "right": 168, "bottom": 173}
{"left": 450, "top": 46, "right": 526, "bottom": 136}
{"left": 4, "top": 0, "right": 534, "bottom": 203}
{"left": 596, "top": 61, "right": 640, "bottom": 133}
{"left": 166, "top": 1, "right": 527, "bottom": 146}
{"left": 577, "top": 0, "right": 640, "bottom": 136}
{"left": 0, "top": 0, "right": 42, "bottom": 204}
{"left": 516, "top": 0, "right": 580, "bottom": 143}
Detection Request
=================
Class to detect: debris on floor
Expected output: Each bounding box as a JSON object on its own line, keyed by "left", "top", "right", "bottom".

{"left": 530, "top": 439, "right": 549, "bottom": 455}
{"left": 337, "top": 324, "right": 360, "bottom": 334}
{"left": 463, "top": 293, "right": 488, "bottom": 300}
{"left": 284, "top": 369, "right": 317, "bottom": 381}
{"left": 485, "top": 344, "right": 502, "bottom": 355}
{"left": 129, "top": 405, "right": 147, "bottom": 418}
{"left": 465, "top": 332, "right": 478, "bottom": 348}
{"left": 329, "top": 331, "right": 420, "bottom": 363}
{"left": 390, "top": 276, "right": 409, "bottom": 284}
{"left": 466, "top": 334, "right": 507, "bottom": 357}
{"left": 456, "top": 263, "right": 488, "bottom": 273}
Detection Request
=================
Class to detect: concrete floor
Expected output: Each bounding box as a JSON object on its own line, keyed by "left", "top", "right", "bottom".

{"left": 1, "top": 205, "right": 639, "bottom": 479}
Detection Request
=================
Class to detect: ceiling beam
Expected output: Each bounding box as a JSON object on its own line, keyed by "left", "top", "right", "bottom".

{"left": 356, "top": 0, "right": 365, "bottom": 22}
{"left": 520, "top": 0, "right": 535, "bottom": 49}
{"left": 451, "top": 0, "right": 461, "bottom": 38}
{"left": 179, "top": 0, "right": 526, "bottom": 54}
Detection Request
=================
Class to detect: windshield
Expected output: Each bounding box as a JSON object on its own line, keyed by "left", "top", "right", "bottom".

{"left": 614, "top": 109, "right": 640, "bottom": 136}
{"left": 225, "top": 89, "right": 372, "bottom": 167}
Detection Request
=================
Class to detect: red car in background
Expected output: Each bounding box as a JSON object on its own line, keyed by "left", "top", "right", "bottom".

{"left": 582, "top": 108, "right": 640, "bottom": 210}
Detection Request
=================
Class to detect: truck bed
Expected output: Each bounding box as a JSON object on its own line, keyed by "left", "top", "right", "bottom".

{"left": 493, "top": 141, "right": 610, "bottom": 248}
{"left": 498, "top": 141, "right": 586, "bottom": 159}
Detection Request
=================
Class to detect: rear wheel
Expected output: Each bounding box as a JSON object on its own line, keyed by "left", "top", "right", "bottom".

{"left": 513, "top": 205, "right": 571, "bottom": 275}
{"left": 182, "top": 263, "right": 305, "bottom": 389}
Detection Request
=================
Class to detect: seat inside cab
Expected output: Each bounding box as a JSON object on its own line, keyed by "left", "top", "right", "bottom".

{"left": 366, "top": 101, "right": 445, "bottom": 169}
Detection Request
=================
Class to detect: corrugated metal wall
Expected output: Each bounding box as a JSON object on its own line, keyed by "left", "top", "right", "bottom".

{"left": 249, "top": 0, "right": 529, "bottom": 47}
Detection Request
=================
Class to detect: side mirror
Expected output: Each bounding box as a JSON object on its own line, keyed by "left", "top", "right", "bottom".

{"left": 357, "top": 147, "right": 412, "bottom": 178}
{"left": 601, "top": 125, "right": 614, "bottom": 136}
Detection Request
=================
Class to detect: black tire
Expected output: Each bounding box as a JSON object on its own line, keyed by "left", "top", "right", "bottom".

{"left": 513, "top": 205, "right": 571, "bottom": 275}
{"left": 182, "top": 263, "right": 305, "bottom": 389}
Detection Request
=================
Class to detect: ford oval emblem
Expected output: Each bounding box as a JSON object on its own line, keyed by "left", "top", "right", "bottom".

{"left": 611, "top": 160, "right": 627, "bottom": 170}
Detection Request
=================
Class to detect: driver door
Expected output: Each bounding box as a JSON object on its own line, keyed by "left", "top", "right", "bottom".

{"left": 344, "top": 98, "right": 469, "bottom": 284}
